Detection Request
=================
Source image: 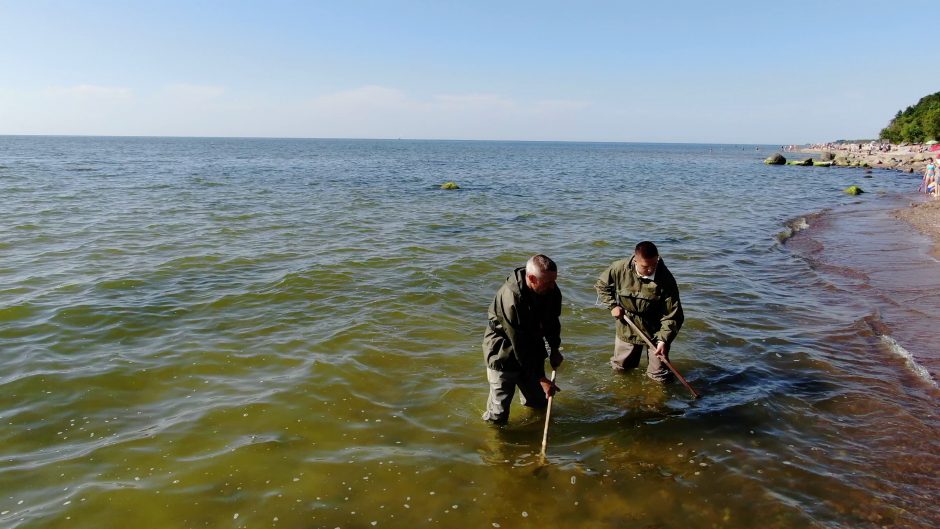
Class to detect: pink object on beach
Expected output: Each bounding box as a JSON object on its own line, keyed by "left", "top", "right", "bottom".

{"left": 930, "top": 144, "right": 940, "bottom": 152}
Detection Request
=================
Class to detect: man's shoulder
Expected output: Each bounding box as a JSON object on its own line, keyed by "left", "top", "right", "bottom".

{"left": 495, "top": 280, "right": 520, "bottom": 298}
{"left": 606, "top": 258, "right": 632, "bottom": 274}
{"left": 655, "top": 261, "right": 680, "bottom": 290}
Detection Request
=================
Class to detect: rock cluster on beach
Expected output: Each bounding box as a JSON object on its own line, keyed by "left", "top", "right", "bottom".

{"left": 764, "top": 154, "right": 833, "bottom": 167}
{"left": 784, "top": 144, "right": 937, "bottom": 174}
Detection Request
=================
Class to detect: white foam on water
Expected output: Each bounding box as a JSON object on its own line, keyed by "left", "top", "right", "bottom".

{"left": 880, "top": 335, "right": 938, "bottom": 388}
{"left": 777, "top": 216, "right": 813, "bottom": 244}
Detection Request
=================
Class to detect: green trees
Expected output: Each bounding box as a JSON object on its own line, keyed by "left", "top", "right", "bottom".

{"left": 880, "top": 92, "right": 940, "bottom": 143}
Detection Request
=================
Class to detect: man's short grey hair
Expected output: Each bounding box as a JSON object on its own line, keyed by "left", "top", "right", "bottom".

{"left": 526, "top": 254, "right": 557, "bottom": 276}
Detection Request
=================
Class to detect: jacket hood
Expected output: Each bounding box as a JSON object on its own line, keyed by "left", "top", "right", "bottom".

{"left": 507, "top": 267, "right": 527, "bottom": 296}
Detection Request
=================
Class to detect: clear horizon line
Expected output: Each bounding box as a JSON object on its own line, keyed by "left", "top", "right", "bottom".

{"left": 0, "top": 132, "right": 797, "bottom": 146}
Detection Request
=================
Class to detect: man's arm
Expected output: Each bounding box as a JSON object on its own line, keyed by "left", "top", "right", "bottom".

{"left": 544, "top": 290, "right": 563, "bottom": 369}
{"left": 494, "top": 289, "right": 545, "bottom": 377}
{"left": 595, "top": 265, "right": 620, "bottom": 315}
{"left": 654, "top": 286, "right": 684, "bottom": 346}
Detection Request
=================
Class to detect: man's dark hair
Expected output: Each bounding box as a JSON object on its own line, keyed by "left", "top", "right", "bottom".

{"left": 634, "top": 241, "right": 659, "bottom": 259}
{"left": 527, "top": 254, "right": 557, "bottom": 274}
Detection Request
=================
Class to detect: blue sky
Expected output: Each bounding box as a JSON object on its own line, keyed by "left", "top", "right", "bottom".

{"left": 1, "top": 1, "right": 936, "bottom": 143}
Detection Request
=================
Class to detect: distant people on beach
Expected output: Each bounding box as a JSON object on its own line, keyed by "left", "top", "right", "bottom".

{"left": 935, "top": 156, "right": 940, "bottom": 197}
{"left": 924, "top": 157, "right": 939, "bottom": 196}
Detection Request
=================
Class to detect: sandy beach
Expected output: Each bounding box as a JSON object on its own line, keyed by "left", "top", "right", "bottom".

{"left": 791, "top": 142, "right": 940, "bottom": 253}
{"left": 896, "top": 197, "right": 940, "bottom": 256}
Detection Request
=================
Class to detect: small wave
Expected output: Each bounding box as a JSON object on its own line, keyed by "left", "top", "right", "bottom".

{"left": 776, "top": 217, "right": 810, "bottom": 243}
{"left": 776, "top": 210, "right": 828, "bottom": 244}
{"left": 0, "top": 303, "right": 34, "bottom": 322}
{"left": 189, "top": 176, "right": 225, "bottom": 187}
{"left": 879, "top": 335, "right": 938, "bottom": 388}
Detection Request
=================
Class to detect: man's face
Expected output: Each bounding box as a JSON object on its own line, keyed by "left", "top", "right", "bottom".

{"left": 633, "top": 254, "right": 658, "bottom": 278}
{"left": 527, "top": 271, "right": 558, "bottom": 294}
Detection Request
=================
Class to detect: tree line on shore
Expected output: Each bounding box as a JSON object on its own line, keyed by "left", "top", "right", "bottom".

{"left": 879, "top": 91, "right": 940, "bottom": 144}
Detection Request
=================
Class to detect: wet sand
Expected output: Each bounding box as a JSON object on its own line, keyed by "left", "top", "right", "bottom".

{"left": 793, "top": 141, "right": 940, "bottom": 258}
{"left": 896, "top": 198, "right": 940, "bottom": 257}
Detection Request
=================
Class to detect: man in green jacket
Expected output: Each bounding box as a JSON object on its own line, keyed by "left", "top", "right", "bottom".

{"left": 482, "top": 254, "right": 563, "bottom": 424}
{"left": 595, "top": 241, "right": 684, "bottom": 382}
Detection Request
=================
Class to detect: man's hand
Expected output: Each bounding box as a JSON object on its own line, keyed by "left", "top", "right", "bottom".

{"left": 539, "top": 377, "right": 560, "bottom": 398}
{"left": 653, "top": 341, "right": 668, "bottom": 360}
{"left": 549, "top": 350, "right": 564, "bottom": 370}
{"left": 610, "top": 306, "right": 623, "bottom": 320}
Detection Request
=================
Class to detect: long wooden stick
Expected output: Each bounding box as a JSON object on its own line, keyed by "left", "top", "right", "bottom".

{"left": 619, "top": 314, "right": 699, "bottom": 399}
{"left": 539, "top": 370, "right": 557, "bottom": 458}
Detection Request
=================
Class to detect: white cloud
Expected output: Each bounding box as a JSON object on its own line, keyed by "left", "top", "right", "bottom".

{"left": 0, "top": 85, "right": 135, "bottom": 135}
{"left": 45, "top": 84, "right": 133, "bottom": 100}
{"left": 161, "top": 83, "right": 225, "bottom": 100}
{"left": 291, "top": 85, "right": 591, "bottom": 140}
{"left": 1, "top": 83, "right": 596, "bottom": 139}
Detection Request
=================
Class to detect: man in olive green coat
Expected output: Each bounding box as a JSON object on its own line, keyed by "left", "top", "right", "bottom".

{"left": 482, "top": 254, "right": 563, "bottom": 424}
{"left": 595, "top": 241, "right": 683, "bottom": 382}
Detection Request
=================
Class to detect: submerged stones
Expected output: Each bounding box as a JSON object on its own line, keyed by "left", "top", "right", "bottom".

{"left": 440, "top": 182, "right": 460, "bottom": 190}
{"left": 843, "top": 185, "right": 865, "bottom": 195}
{"left": 764, "top": 153, "right": 786, "bottom": 165}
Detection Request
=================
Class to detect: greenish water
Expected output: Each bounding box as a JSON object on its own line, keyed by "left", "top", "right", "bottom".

{"left": 1, "top": 137, "right": 937, "bottom": 528}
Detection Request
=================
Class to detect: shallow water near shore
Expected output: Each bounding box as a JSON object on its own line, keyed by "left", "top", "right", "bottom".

{"left": 1, "top": 137, "right": 938, "bottom": 528}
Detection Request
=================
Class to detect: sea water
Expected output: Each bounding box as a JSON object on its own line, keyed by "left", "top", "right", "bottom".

{"left": 1, "top": 136, "right": 937, "bottom": 528}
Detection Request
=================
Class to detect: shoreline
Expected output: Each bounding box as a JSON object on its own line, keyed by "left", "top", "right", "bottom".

{"left": 788, "top": 142, "right": 940, "bottom": 255}
{"left": 895, "top": 198, "right": 940, "bottom": 258}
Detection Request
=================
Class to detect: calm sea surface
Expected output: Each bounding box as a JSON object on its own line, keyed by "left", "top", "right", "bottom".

{"left": 1, "top": 136, "right": 937, "bottom": 529}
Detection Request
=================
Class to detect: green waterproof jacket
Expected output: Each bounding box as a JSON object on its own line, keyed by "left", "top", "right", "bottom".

{"left": 483, "top": 267, "right": 561, "bottom": 376}
{"left": 594, "top": 257, "right": 683, "bottom": 346}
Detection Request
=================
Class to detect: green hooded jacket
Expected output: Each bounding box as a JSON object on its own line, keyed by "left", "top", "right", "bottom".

{"left": 482, "top": 267, "right": 561, "bottom": 376}
{"left": 594, "top": 257, "right": 683, "bottom": 346}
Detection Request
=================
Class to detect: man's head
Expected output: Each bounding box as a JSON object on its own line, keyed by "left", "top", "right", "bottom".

{"left": 525, "top": 254, "right": 558, "bottom": 294}
{"left": 633, "top": 241, "right": 659, "bottom": 278}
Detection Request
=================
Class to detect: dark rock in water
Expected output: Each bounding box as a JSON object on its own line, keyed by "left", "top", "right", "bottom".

{"left": 844, "top": 185, "right": 864, "bottom": 195}
{"left": 864, "top": 174, "right": 873, "bottom": 178}
{"left": 764, "top": 153, "right": 786, "bottom": 165}
{"left": 787, "top": 158, "right": 814, "bottom": 166}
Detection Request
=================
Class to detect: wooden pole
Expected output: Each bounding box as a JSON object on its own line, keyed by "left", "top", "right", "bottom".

{"left": 539, "top": 370, "right": 557, "bottom": 459}
{"left": 619, "top": 314, "right": 700, "bottom": 399}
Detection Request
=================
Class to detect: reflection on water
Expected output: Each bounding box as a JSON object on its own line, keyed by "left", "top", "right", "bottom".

{"left": 0, "top": 137, "right": 937, "bottom": 528}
